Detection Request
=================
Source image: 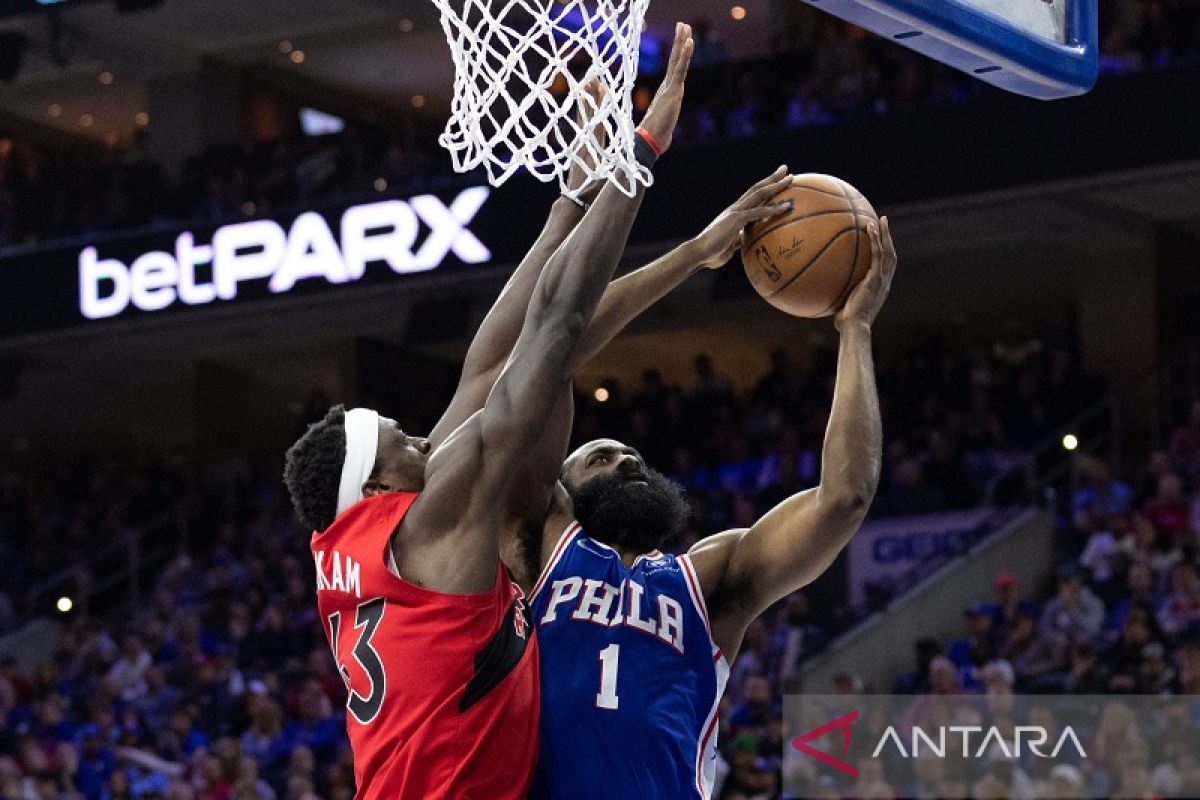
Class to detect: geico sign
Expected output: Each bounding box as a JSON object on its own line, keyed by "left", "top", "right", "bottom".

{"left": 79, "top": 187, "right": 490, "bottom": 320}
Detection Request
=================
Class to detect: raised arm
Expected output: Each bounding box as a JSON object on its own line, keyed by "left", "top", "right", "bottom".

{"left": 496, "top": 169, "right": 799, "bottom": 581}
{"left": 690, "top": 218, "right": 896, "bottom": 657}
{"left": 395, "top": 24, "right": 695, "bottom": 594}
{"left": 576, "top": 166, "right": 794, "bottom": 364}
{"left": 427, "top": 84, "right": 609, "bottom": 446}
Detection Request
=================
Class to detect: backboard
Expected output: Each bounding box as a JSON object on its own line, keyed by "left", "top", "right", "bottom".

{"left": 802, "top": 0, "right": 1099, "bottom": 99}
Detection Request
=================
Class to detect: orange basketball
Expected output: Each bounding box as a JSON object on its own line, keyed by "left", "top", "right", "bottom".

{"left": 741, "top": 174, "right": 877, "bottom": 318}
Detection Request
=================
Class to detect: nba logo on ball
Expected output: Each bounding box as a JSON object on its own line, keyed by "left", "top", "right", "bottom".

{"left": 741, "top": 174, "right": 876, "bottom": 319}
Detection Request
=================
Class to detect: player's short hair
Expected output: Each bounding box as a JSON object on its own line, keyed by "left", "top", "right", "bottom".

{"left": 284, "top": 405, "right": 347, "bottom": 532}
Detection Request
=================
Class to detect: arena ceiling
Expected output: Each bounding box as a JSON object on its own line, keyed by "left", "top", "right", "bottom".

{"left": 0, "top": 0, "right": 777, "bottom": 143}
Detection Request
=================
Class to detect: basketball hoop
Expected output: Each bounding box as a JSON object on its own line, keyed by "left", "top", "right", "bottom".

{"left": 430, "top": 0, "right": 653, "bottom": 197}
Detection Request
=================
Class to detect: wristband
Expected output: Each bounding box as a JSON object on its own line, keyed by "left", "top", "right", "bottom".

{"left": 633, "top": 127, "right": 660, "bottom": 169}
{"left": 635, "top": 127, "right": 663, "bottom": 158}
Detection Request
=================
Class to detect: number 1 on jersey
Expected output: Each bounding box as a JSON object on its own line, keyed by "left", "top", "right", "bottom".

{"left": 596, "top": 644, "right": 620, "bottom": 710}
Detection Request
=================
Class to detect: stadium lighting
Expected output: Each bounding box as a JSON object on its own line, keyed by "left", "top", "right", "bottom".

{"left": 1062, "top": 434, "right": 1079, "bottom": 451}
{"left": 56, "top": 596, "right": 73, "bottom": 613}
{"left": 594, "top": 387, "right": 610, "bottom": 403}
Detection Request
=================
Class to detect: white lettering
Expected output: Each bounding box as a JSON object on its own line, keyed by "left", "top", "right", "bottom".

{"left": 977, "top": 728, "right": 1012, "bottom": 759}
{"left": 411, "top": 188, "right": 490, "bottom": 265}
{"left": 912, "top": 726, "right": 945, "bottom": 758}
{"left": 624, "top": 580, "right": 657, "bottom": 634}
{"left": 882, "top": 725, "right": 1088, "bottom": 761}
{"left": 341, "top": 200, "right": 421, "bottom": 276}
{"left": 873, "top": 726, "right": 907, "bottom": 758}
{"left": 344, "top": 556, "right": 361, "bottom": 599}
{"left": 175, "top": 232, "right": 216, "bottom": 305}
{"left": 271, "top": 212, "right": 349, "bottom": 293}
{"left": 657, "top": 595, "right": 684, "bottom": 652}
{"left": 212, "top": 219, "right": 287, "bottom": 301}
{"left": 1016, "top": 726, "right": 1048, "bottom": 757}
{"left": 541, "top": 577, "right": 583, "bottom": 623}
{"left": 573, "top": 579, "right": 620, "bottom": 624}
{"left": 314, "top": 551, "right": 329, "bottom": 592}
{"left": 77, "top": 189, "right": 491, "bottom": 320}
{"left": 130, "top": 251, "right": 178, "bottom": 312}
{"left": 1053, "top": 727, "right": 1087, "bottom": 758}
{"left": 331, "top": 549, "right": 345, "bottom": 592}
{"left": 79, "top": 247, "right": 130, "bottom": 320}
{"left": 949, "top": 726, "right": 982, "bottom": 758}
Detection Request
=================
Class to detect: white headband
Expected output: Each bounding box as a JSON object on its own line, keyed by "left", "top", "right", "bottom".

{"left": 336, "top": 408, "right": 380, "bottom": 517}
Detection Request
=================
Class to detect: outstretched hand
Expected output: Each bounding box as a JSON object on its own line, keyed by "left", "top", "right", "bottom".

{"left": 639, "top": 22, "right": 694, "bottom": 155}
{"left": 688, "top": 165, "right": 795, "bottom": 270}
{"left": 566, "top": 78, "right": 608, "bottom": 204}
{"left": 834, "top": 216, "right": 896, "bottom": 331}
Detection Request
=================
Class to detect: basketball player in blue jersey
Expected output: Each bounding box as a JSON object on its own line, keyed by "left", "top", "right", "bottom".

{"left": 519, "top": 219, "right": 896, "bottom": 799}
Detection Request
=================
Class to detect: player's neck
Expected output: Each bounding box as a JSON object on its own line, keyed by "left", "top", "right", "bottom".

{"left": 615, "top": 545, "right": 651, "bottom": 568}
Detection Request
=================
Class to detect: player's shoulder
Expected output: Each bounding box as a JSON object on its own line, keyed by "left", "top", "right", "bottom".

{"left": 684, "top": 528, "right": 748, "bottom": 601}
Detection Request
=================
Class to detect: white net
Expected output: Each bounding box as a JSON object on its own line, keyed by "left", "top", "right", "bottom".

{"left": 431, "top": 0, "right": 653, "bottom": 197}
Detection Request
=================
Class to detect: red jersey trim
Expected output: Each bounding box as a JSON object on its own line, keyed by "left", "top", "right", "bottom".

{"left": 313, "top": 491, "right": 508, "bottom": 608}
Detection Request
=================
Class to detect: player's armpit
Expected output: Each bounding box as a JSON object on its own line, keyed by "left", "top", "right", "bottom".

{"left": 689, "top": 488, "right": 868, "bottom": 657}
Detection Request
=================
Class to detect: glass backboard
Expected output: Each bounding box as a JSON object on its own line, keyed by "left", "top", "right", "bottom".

{"left": 802, "top": 0, "right": 1098, "bottom": 99}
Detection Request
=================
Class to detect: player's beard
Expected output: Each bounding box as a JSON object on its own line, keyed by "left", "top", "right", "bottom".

{"left": 570, "top": 468, "right": 688, "bottom": 554}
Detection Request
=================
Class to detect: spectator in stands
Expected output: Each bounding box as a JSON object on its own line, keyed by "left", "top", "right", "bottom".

{"left": 773, "top": 594, "right": 826, "bottom": 691}
{"left": 1073, "top": 457, "right": 1135, "bottom": 527}
{"left": 1138, "top": 641, "right": 1176, "bottom": 693}
{"left": 1143, "top": 472, "right": 1192, "bottom": 542}
{"left": 1003, "top": 600, "right": 1065, "bottom": 688}
{"left": 946, "top": 603, "right": 997, "bottom": 684}
{"left": 892, "top": 638, "right": 940, "bottom": 694}
{"left": 729, "top": 676, "right": 776, "bottom": 739}
{"left": 1039, "top": 563, "right": 1106, "bottom": 646}
{"left": 1158, "top": 561, "right": 1200, "bottom": 638}
{"left": 849, "top": 758, "right": 897, "bottom": 800}
{"left": 984, "top": 571, "right": 1021, "bottom": 638}
{"left": 1107, "top": 561, "right": 1160, "bottom": 631}
{"left": 1063, "top": 640, "right": 1110, "bottom": 693}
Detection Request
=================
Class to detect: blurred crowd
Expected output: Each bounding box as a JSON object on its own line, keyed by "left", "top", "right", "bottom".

{"left": 3, "top": 0, "right": 1199, "bottom": 248}
{"left": 0, "top": 317, "right": 1110, "bottom": 798}
{"left": 573, "top": 321, "right": 1099, "bottom": 559}
{"left": 710, "top": 403, "right": 1200, "bottom": 800}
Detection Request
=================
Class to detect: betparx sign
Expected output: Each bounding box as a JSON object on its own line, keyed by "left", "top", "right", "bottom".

{"left": 79, "top": 187, "right": 491, "bottom": 320}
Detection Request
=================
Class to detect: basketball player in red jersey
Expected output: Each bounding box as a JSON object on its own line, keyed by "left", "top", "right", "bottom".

{"left": 282, "top": 25, "right": 701, "bottom": 800}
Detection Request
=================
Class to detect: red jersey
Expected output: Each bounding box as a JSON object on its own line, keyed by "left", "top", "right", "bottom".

{"left": 311, "top": 492, "right": 538, "bottom": 800}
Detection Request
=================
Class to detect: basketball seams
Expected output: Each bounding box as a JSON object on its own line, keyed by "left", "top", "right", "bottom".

{"left": 821, "top": 182, "right": 866, "bottom": 315}
{"left": 741, "top": 175, "right": 873, "bottom": 317}
{"left": 779, "top": 183, "right": 867, "bottom": 202}
{"left": 743, "top": 208, "right": 859, "bottom": 253}
{"left": 763, "top": 226, "right": 861, "bottom": 299}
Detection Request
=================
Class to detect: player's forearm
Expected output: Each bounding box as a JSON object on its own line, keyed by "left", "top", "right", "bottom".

{"left": 529, "top": 185, "right": 647, "bottom": 360}
{"left": 429, "top": 198, "right": 582, "bottom": 445}
{"left": 817, "top": 320, "right": 882, "bottom": 511}
{"left": 482, "top": 183, "right": 647, "bottom": 454}
{"left": 577, "top": 240, "right": 704, "bottom": 364}
{"left": 464, "top": 197, "right": 584, "bottom": 374}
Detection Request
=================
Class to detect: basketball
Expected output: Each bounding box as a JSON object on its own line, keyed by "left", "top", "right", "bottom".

{"left": 741, "top": 174, "right": 878, "bottom": 318}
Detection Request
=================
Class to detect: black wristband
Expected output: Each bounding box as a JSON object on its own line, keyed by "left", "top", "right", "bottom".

{"left": 633, "top": 134, "right": 658, "bottom": 170}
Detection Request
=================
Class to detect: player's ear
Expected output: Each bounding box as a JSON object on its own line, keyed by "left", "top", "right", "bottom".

{"left": 362, "top": 479, "right": 392, "bottom": 497}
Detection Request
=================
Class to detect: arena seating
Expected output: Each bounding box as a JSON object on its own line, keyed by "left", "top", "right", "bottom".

{"left": 0, "top": 319, "right": 1154, "bottom": 799}
{"left": 1, "top": 0, "right": 1196, "bottom": 249}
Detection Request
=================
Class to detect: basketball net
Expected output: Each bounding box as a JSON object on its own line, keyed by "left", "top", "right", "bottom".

{"left": 431, "top": 0, "right": 653, "bottom": 197}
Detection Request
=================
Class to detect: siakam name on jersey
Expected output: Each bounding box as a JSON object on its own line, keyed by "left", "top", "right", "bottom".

{"left": 78, "top": 187, "right": 491, "bottom": 320}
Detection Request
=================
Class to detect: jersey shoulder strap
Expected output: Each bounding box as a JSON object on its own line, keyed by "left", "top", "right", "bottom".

{"left": 530, "top": 520, "right": 582, "bottom": 601}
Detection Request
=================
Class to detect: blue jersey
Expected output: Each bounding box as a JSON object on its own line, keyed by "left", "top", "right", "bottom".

{"left": 528, "top": 522, "right": 729, "bottom": 800}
